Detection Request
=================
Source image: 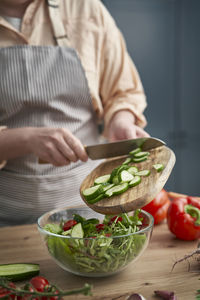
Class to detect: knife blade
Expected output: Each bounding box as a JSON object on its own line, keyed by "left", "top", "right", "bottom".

{"left": 85, "top": 137, "right": 165, "bottom": 160}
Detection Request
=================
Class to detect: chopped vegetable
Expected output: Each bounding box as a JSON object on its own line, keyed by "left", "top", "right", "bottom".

{"left": 105, "top": 182, "right": 129, "bottom": 197}
{"left": 134, "top": 151, "right": 150, "bottom": 158}
{"left": 129, "top": 176, "right": 141, "bottom": 187}
{"left": 129, "top": 148, "right": 141, "bottom": 156}
{"left": 167, "top": 196, "right": 200, "bottom": 240}
{"left": 135, "top": 170, "right": 150, "bottom": 177}
{"left": 132, "top": 156, "right": 148, "bottom": 163}
{"left": 94, "top": 174, "right": 111, "bottom": 185}
{"left": 153, "top": 163, "right": 164, "bottom": 172}
{"left": 118, "top": 170, "right": 134, "bottom": 182}
{"left": 82, "top": 184, "right": 103, "bottom": 201}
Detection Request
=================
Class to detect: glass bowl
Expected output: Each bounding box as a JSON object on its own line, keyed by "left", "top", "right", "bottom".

{"left": 37, "top": 206, "right": 154, "bottom": 277}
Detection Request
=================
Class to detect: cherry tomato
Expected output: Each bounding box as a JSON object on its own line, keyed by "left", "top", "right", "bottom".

{"left": 95, "top": 223, "right": 105, "bottom": 232}
{"left": 0, "top": 282, "right": 16, "bottom": 300}
{"left": 109, "top": 216, "right": 123, "bottom": 225}
{"left": 63, "top": 220, "right": 77, "bottom": 231}
{"left": 30, "top": 276, "right": 49, "bottom": 292}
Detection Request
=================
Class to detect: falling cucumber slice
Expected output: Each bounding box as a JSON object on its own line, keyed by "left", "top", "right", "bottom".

{"left": 134, "top": 151, "right": 150, "bottom": 158}
{"left": 71, "top": 223, "right": 84, "bottom": 238}
{"left": 82, "top": 184, "right": 104, "bottom": 201}
{"left": 118, "top": 170, "right": 134, "bottom": 182}
{"left": 0, "top": 263, "right": 40, "bottom": 281}
{"left": 129, "top": 176, "right": 141, "bottom": 187}
{"left": 129, "top": 147, "right": 141, "bottom": 156}
{"left": 105, "top": 183, "right": 129, "bottom": 197}
{"left": 132, "top": 156, "right": 148, "bottom": 163}
{"left": 135, "top": 170, "right": 150, "bottom": 177}
{"left": 94, "top": 174, "right": 111, "bottom": 185}
{"left": 127, "top": 166, "right": 138, "bottom": 175}
{"left": 153, "top": 163, "right": 164, "bottom": 172}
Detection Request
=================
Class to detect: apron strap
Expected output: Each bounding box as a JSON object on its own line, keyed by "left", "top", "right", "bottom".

{"left": 46, "top": 0, "right": 70, "bottom": 47}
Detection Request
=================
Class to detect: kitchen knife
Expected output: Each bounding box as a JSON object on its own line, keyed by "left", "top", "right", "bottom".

{"left": 85, "top": 137, "right": 165, "bottom": 160}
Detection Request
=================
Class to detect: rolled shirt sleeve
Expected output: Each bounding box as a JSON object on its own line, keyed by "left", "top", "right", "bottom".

{"left": 98, "top": 1, "right": 147, "bottom": 136}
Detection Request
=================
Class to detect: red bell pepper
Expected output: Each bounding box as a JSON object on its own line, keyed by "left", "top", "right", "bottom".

{"left": 167, "top": 196, "right": 200, "bottom": 240}
{"left": 142, "top": 189, "right": 171, "bottom": 225}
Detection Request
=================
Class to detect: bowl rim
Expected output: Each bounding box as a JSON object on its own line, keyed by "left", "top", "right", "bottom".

{"left": 37, "top": 205, "right": 154, "bottom": 239}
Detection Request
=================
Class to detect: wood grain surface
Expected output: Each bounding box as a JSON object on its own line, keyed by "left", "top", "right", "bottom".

{"left": 0, "top": 222, "right": 199, "bottom": 300}
{"left": 80, "top": 146, "right": 176, "bottom": 214}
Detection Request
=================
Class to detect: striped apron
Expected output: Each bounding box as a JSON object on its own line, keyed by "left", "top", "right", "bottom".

{"left": 0, "top": 1, "right": 101, "bottom": 226}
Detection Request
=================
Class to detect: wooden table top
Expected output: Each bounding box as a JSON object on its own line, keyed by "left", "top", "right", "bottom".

{"left": 0, "top": 222, "right": 199, "bottom": 300}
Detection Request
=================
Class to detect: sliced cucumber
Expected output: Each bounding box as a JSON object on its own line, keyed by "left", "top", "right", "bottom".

{"left": 135, "top": 170, "right": 150, "bottom": 177}
{"left": 82, "top": 184, "right": 104, "bottom": 201}
{"left": 0, "top": 263, "right": 40, "bottom": 281}
{"left": 153, "top": 163, "right": 164, "bottom": 172}
{"left": 127, "top": 166, "right": 138, "bottom": 175}
{"left": 87, "top": 193, "right": 105, "bottom": 204}
{"left": 102, "top": 183, "right": 115, "bottom": 192}
{"left": 134, "top": 151, "right": 150, "bottom": 158}
{"left": 118, "top": 170, "right": 134, "bottom": 182}
{"left": 105, "top": 183, "right": 129, "bottom": 197}
{"left": 132, "top": 156, "right": 148, "bottom": 163}
{"left": 129, "top": 147, "right": 141, "bottom": 156}
{"left": 71, "top": 223, "right": 84, "bottom": 238}
{"left": 94, "top": 174, "right": 111, "bottom": 185}
{"left": 129, "top": 176, "right": 141, "bottom": 187}
{"left": 122, "top": 157, "right": 132, "bottom": 165}
{"left": 112, "top": 175, "right": 119, "bottom": 185}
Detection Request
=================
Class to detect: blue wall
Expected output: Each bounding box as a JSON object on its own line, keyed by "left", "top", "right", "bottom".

{"left": 102, "top": 0, "right": 200, "bottom": 195}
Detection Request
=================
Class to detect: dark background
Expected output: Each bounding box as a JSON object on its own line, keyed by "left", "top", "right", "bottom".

{"left": 102, "top": 0, "right": 200, "bottom": 196}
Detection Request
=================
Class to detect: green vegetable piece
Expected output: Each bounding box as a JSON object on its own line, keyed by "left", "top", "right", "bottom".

{"left": 94, "top": 174, "right": 111, "bottom": 185}
{"left": 135, "top": 170, "right": 150, "bottom": 177}
{"left": 71, "top": 223, "right": 84, "bottom": 238}
{"left": 0, "top": 263, "right": 40, "bottom": 282}
{"left": 153, "top": 163, "right": 164, "bottom": 172}
{"left": 134, "top": 151, "right": 150, "bottom": 158}
{"left": 127, "top": 166, "right": 138, "bottom": 175}
{"left": 122, "top": 157, "right": 132, "bottom": 165}
{"left": 132, "top": 156, "right": 148, "bottom": 163}
{"left": 105, "top": 182, "right": 129, "bottom": 197}
{"left": 118, "top": 170, "right": 134, "bottom": 182}
{"left": 43, "top": 223, "right": 62, "bottom": 234}
{"left": 82, "top": 184, "right": 104, "bottom": 200}
{"left": 128, "top": 176, "right": 141, "bottom": 187}
{"left": 87, "top": 193, "right": 105, "bottom": 204}
{"left": 102, "top": 183, "right": 115, "bottom": 192}
{"left": 112, "top": 175, "right": 119, "bottom": 185}
{"left": 129, "top": 147, "right": 141, "bottom": 156}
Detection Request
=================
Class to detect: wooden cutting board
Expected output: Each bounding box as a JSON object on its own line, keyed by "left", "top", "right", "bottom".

{"left": 80, "top": 145, "right": 176, "bottom": 214}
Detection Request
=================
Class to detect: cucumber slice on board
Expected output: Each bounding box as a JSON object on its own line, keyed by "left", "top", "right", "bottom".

{"left": 122, "top": 157, "right": 132, "bottom": 165}
{"left": 102, "top": 183, "right": 115, "bottom": 192}
{"left": 0, "top": 263, "right": 40, "bottom": 281}
{"left": 118, "top": 170, "right": 134, "bottom": 182}
{"left": 105, "top": 183, "right": 129, "bottom": 197}
{"left": 129, "top": 176, "right": 141, "bottom": 187}
{"left": 71, "top": 223, "right": 84, "bottom": 238}
{"left": 135, "top": 170, "right": 150, "bottom": 177}
{"left": 134, "top": 151, "right": 150, "bottom": 158}
{"left": 129, "top": 147, "right": 141, "bottom": 156}
{"left": 127, "top": 166, "right": 138, "bottom": 175}
{"left": 94, "top": 174, "right": 111, "bottom": 185}
{"left": 82, "top": 184, "right": 103, "bottom": 201}
{"left": 132, "top": 156, "right": 148, "bottom": 163}
{"left": 153, "top": 163, "right": 164, "bottom": 172}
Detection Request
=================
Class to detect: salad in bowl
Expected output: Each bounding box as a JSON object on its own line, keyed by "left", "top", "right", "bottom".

{"left": 37, "top": 206, "right": 153, "bottom": 277}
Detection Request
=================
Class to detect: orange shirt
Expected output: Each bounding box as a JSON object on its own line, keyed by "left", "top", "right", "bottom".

{"left": 0, "top": 0, "right": 147, "bottom": 167}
